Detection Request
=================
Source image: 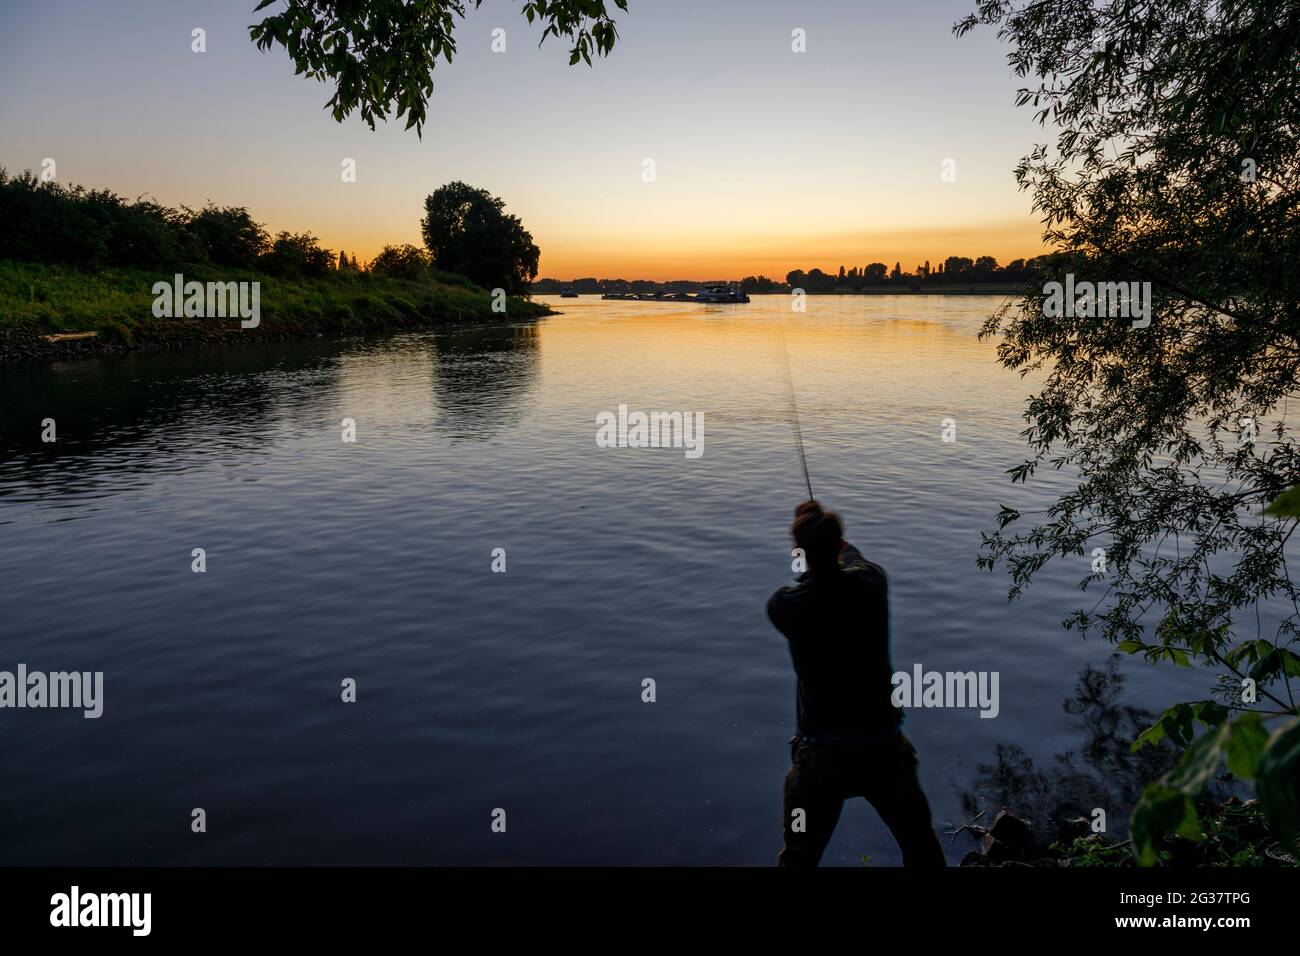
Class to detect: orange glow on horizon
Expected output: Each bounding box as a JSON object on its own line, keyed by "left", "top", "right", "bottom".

{"left": 530, "top": 219, "right": 1048, "bottom": 282}
{"left": 331, "top": 218, "right": 1047, "bottom": 282}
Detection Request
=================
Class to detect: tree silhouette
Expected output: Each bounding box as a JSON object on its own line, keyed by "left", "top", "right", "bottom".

{"left": 420, "top": 182, "right": 539, "bottom": 296}
{"left": 368, "top": 243, "right": 430, "bottom": 280}
{"left": 958, "top": 0, "right": 1300, "bottom": 858}
{"left": 249, "top": 0, "right": 627, "bottom": 136}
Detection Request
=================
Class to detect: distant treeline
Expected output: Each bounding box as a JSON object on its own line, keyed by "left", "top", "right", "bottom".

{"left": 0, "top": 169, "right": 467, "bottom": 287}
{"left": 534, "top": 255, "right": 1051, "bottom": 295}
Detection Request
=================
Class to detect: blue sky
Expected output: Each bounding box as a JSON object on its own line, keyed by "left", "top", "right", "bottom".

{"left": 0, "top": 0, "right": 1048, "bottom": 277}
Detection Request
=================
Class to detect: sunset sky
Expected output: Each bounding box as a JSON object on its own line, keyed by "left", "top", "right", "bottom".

{"left": 0, "top": 0, "right": 1049, "bottom": 280}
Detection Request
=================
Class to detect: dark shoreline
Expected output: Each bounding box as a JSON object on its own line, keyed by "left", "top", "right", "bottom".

{"left": 0, "top": 307, "right": 553, "bottom": 364}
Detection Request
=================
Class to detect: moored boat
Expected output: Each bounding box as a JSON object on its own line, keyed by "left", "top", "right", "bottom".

{"left": 695, "top": 284, "right": 750, "bottom": 304}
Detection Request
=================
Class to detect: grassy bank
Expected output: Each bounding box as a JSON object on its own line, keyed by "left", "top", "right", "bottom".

{"left": 0, "top": 260, "right": 552, "bottom": 361}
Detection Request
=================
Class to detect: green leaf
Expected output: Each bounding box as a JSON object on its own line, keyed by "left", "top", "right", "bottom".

{"left": 1166, "top": 723, "right": 1229, "bottom": 794}
{"left": 1133, "top": 703, "right": 1231, "bottom": 755}
{"left": 1223, "top": 712, "right": 1268, "bottom": 779}
{"left": 1130, "top": 721, "right": 1230, "bottom": 865}
{"left": 1132, "top": 720, "right": 1167, "bottom": 751}
{"left": 1191, "top": 700, "right": 1229, "bottom": 728}
{"left": 1131, "top": 785, "right": 1201, "bottom": 866}
{"left": 1257, "top": 717, "right": 1300, "bottom": 857}
{"left": 1133, "top": 702, "right": 1190, "bottom": 751}
{"left": 1282, "top": 649, "right": 1300, "bottom": 679}
{"left": 1264, "top": 485, "right": 1300, "bottom": 518}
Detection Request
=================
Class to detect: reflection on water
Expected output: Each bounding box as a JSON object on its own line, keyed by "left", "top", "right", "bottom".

{"left": 0, "top": 296, "right": 1263, "bottom": 865}
{"left": 0, "top": 350, "right": 337, "bottom": 507}
{"left": 0, "top": 323, "right": 545, "bottom": 509}
{"left": 956, "top": 655, "right": 1193, "bottom": 850}
{"left": 429, "top": 323, "right": 541, "bottom": 441}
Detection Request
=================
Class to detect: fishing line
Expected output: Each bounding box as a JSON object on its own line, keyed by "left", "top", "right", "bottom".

{"left": 776, "top": 310, "right": 814, "bottom": 501}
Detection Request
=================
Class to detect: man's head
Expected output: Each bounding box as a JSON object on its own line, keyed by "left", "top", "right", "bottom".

{"left": 791, "top": 499, "right": 844, "bottom": 571}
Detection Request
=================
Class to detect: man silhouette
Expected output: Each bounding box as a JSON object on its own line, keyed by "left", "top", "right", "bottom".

{"left": 768, "top": 499, "right": 946, "bottom": 867}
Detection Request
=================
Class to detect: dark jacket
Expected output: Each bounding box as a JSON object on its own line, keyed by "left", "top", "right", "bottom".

{"left": 767, "top": 543, "right": 901, "bottom": 745}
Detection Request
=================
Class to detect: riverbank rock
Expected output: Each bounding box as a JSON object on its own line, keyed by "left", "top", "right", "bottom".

{"left": 979, "top": 810, "right": 1033, "bottom": 861}
{"left": 958, "top": 809, "right": 1060, "bottom": 866}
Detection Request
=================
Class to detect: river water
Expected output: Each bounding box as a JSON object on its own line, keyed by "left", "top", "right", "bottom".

{"left": 0, "top": 294, "right": 1222, "bottom": 865}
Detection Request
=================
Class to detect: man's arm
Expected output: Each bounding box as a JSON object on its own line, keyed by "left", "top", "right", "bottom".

{"left": 767, "top": 588, "right": 791, "bottom": 634}
{"left": 839, "top": 541, "right": 869, "bottom": 571}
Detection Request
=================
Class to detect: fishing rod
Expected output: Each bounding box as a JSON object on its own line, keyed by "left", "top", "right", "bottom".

{"left": 777, "top": 314, "right": 814, "bottom": 501}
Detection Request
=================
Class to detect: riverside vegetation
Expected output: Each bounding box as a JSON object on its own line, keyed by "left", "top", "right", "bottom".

{"left": 0, "top": 169, "right": 549, "bottom": 361}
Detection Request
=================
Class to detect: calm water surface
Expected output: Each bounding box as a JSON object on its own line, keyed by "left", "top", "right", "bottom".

{"left": 0, "top": 295, "right": 1223, "bottom": 865}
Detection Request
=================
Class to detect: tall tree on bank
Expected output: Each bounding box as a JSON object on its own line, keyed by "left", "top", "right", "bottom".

{"left": 249, "top": 0, "right": 627, "bottom": 135}
{"left": 421, "top": 182, "right": 540, "bottom": 295}
{"left": 957, "top": 0, "right": 1300, "bottom": 861}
